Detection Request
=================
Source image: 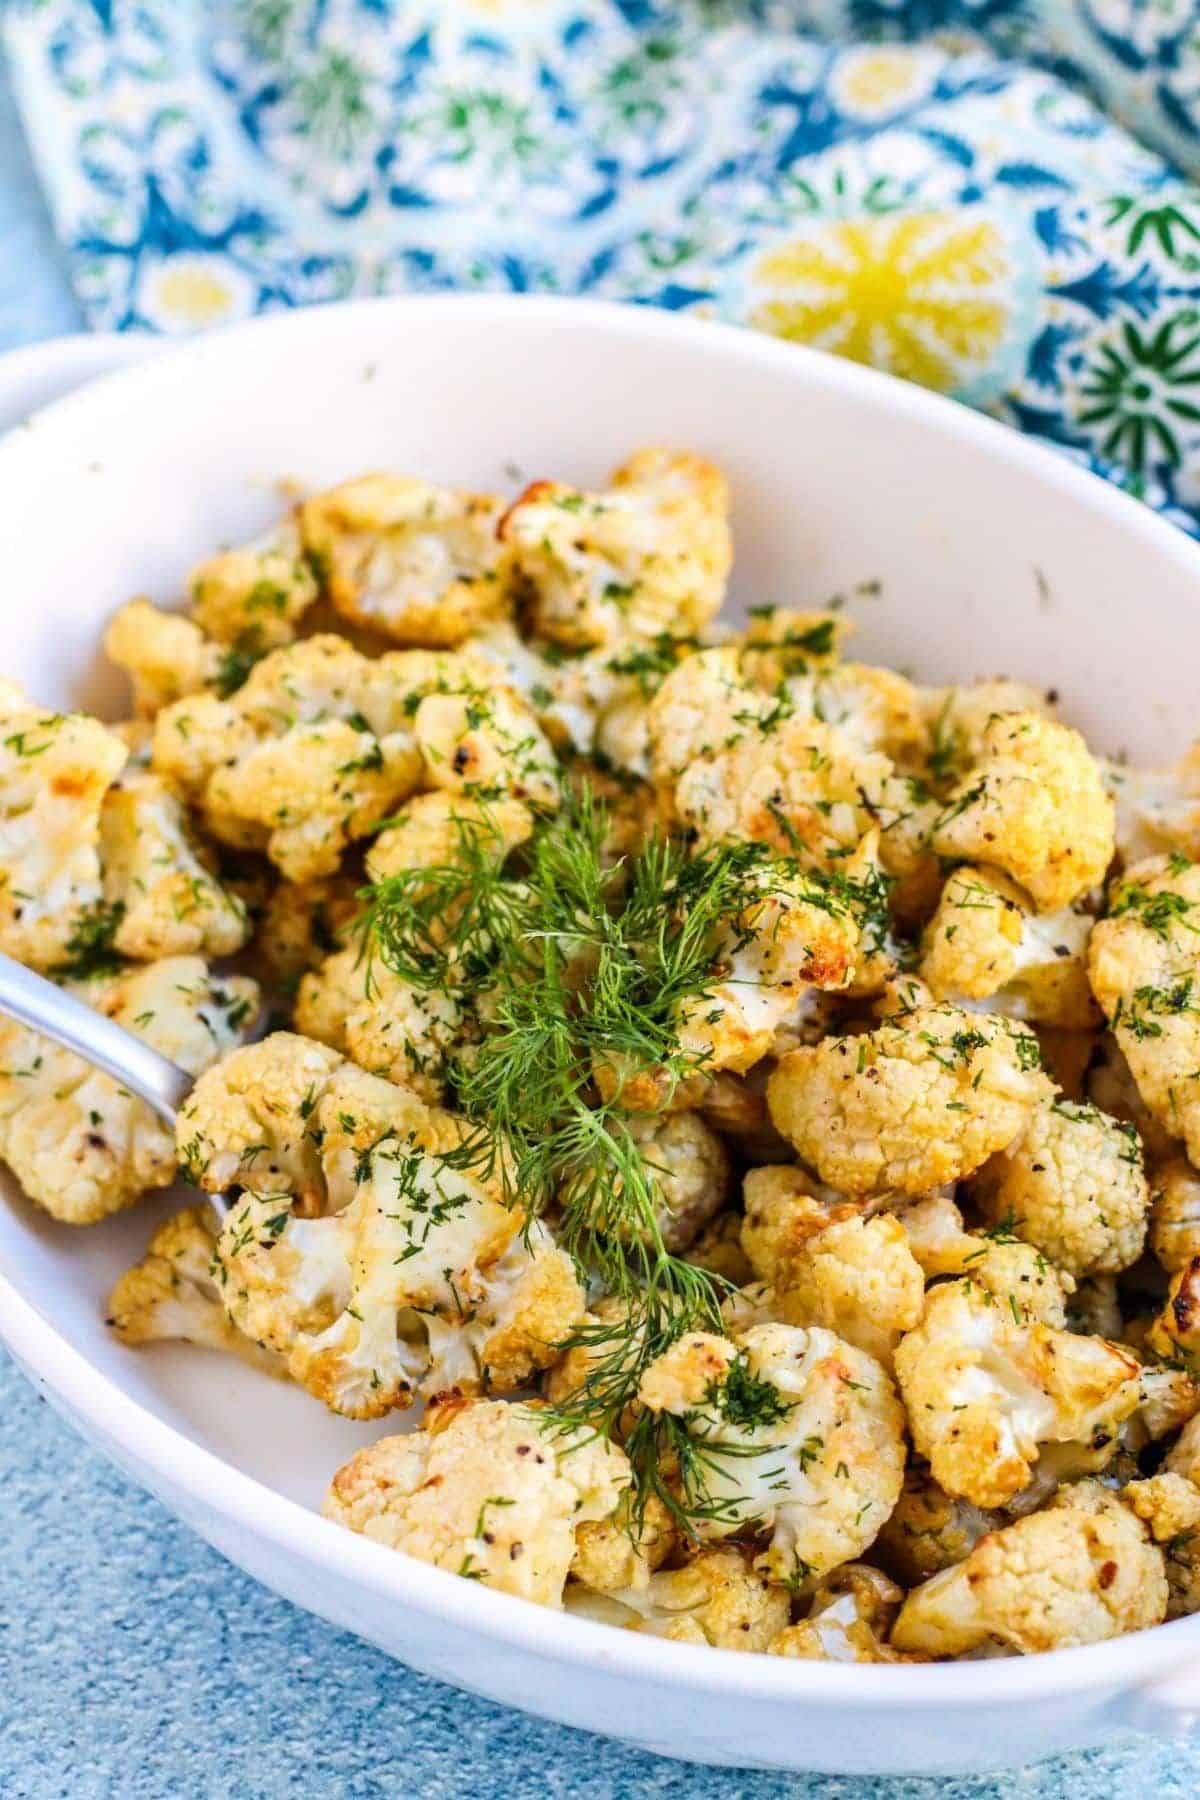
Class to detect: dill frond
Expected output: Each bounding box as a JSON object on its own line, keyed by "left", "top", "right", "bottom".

{"left": 360, "top": 785, "right": 868, "bottom": 1533}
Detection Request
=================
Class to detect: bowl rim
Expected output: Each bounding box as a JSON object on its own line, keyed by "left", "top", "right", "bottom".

{"left": 2, "top": 289, "right": 1200, "bottom": 1710}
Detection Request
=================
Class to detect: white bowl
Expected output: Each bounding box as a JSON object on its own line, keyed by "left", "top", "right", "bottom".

{"left": 1, "top": 296, "right": 1199, "bottom": 1777}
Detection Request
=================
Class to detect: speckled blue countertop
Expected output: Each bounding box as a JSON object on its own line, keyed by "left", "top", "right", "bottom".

{"left": 4, "top": 47, "right": 1200, "bottom": 1800}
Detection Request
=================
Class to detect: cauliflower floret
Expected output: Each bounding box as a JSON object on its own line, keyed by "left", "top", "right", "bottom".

{"left": 1088, "top": 855, "right": 1200, "bottom": 1165}
{"left": 103, "top": 599, "right": 223, "bottom": 716}
{"left": 645, "top": 646, "right": 776, "bottom": 791}
{"left": 210, "top": 716, "right": 423, "bottom": 883}
{"left": 919, "top": 866, "right": 1099, "bottom": 1028}
{"left": 766, "top": 1004, "right": 1051, "bottom": 1197}
{"left": 931, "top": 713, "right": 1114, "bottom": 913}
{"left": 188, "top": 518, "right": 319, "bottom": 650}
{"left": 770, "top": 1210, "right": 925, "bottom": 1372}
{"left": 625, "top": 1111, "right": 732, "bottom": 1253}
{"left": 886, "top": 1190, "right": 987, "bottom": 1281}
{"left": 300, "top": 475, "right": 509, "bottom": 646}
{"left": 295, "top": 943, "right": 463, "bottom": 1102}
{"left": 675, "top": 858, "right": 862, "bottom": 1079}
{"left": 1104, "top": 744, "right": 1200, "bottom": 867}
{"left": 208, "top": 1057, "right": 583, "bottom": 1416}
{"left": 0, "top": 957, "right": 258, "bottom": 1223}
{"left": 916, "top": 680, "right": 1052, "bottom": 795}
{"left": 891, "top": 1481, "right": 1166, "bottom": 1655}
{"left": 1147, "top": 1256, "right": 1200, "bottom": 1368}
{"left": 255, "top": 872, "right": 361, "bottom": 986}
{"left": 697, "top": 1066, "right": 793, "bottom": 1165}
{"left": 873, "top": 1468, "right": 1000, "bottom": 1587}
{"left": 99, "top": 770, "right": 249, "bottom": 961}
{"left": 569, "top": 1491, "right": 676, "bottom": 1597}
{"left": 637, "top": 1322, "right": 906, "bottom": 1588}
{"left": 151, "top": 637, "right": 435, "bottom": 879}
{"left": 569, "top": 1546, "right": 791, "bottom": 1650}
{"left": 967, "top": 1098, "right": 1148, "bottom": 1278}
{"left": 107, "top": 1206, "right": 284, "bottom": 1375}
{"left": 412, "top": 683, "right": 560, "bottom": 812}
{"left": 740, "top": 1165, "right": 865, "bottom": 1281}
{"left": 670, "top": 714, "right": 906, "bottom": 863}
{"left": 1150, "top": 1159, "right": 1200, "bottom": 1271}
{"left": 684, "top": 1209, "right": 756, "bottom": 1287}
{"left": 0, "top": 683, "right": 128, "bottom": 969}
{"left": 324, "top": 1396, "right": 630, "bottom": 1607}
{"left": 176, "top": 1032, "right": 345, "bottom": 1201}
{"left": 499, "top": 449, "right": 731, "bottom": 650}
{"left": 894, "top": 1272, "right": 1142, "bottom": 1508}
{"left": 739, "top": 1165, "right": 926, "bottom": 1367}
{"left": 1086, "top": 1032, "right": 1179, "bottom": 1164}
{"left": 768, "top": 1564, "right": 904, "bottom": 1662}
{"left": 365, "top": 789, "right": 534, "bottom": 886}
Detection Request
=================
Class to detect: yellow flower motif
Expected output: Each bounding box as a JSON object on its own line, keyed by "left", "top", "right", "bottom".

{"left": 829, "top": 48, "right": 934, "bottom": 121}
{"left": 137, "top": 255, "right": 256, "bottom": 337}
{"left": 749, "top": 211, "right": 1012, "bottom": 394}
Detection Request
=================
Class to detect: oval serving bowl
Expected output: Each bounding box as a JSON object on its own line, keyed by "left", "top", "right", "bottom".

{"left": 1, "top": 295, "right": 1199, "bottom": 1777}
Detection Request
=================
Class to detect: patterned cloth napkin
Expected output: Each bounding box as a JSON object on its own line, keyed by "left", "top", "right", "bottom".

{"left": 7, "top": 0, "right": 1200, "bottom": 529}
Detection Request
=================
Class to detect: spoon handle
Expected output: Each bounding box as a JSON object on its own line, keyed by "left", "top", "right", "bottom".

{"left": 0, "top": 951, "right": 191, "bottom": 1127}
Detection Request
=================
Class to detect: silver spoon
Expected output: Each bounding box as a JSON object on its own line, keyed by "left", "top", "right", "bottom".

{"left": 0, "top": 950, "right": 229, "bottom": 1219}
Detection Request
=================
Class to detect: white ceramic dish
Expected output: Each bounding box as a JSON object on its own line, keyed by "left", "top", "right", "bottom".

{"left": 1, "top": 296, "right": 1200, "bottom": 1776}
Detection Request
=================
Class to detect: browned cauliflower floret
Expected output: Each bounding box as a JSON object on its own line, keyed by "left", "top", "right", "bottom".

{"left": 1088, "top": 855, "right": 1200, "bottom": 1165}
{"left": 0, "top": 682, "right": 128, "bottom": 969}
{"left": 211, "top": 716, "right": 423, "bottom": 883}
{"left": 637, "top": 1322, "right": 906, "bottom": 1588}
{"left": 188, "top": 518, "right": 319, "bottom": 651}
{"left": 255, "top": 872, "right": 361, "bottom": 987}
{"left": 412, "top": 682, "right": 560, "bottom": 811}
{"left": 151, "top": 636, "right": 437, "bottom": 880}
{"left": 177, "top": 1032, "right": 344, "bottom": 1202}
{"left": 768, "top": 1564, "right": 905, "bottom": 1662}
{"left": 919, "top": 866, "right": 1099, "bottom": 1028}
{"left": 894, "top": 1269, "right": 1142, "bottom": 1508}
{"left": 888, "top": 1188, "right": 982, "bottom": 1278}
{"left": 99, "top": 770, "right": 249, "bottom": 961}
{"left": 324, "top": 1396, "right": 630, "bottom": 1607}
{"left": 569, "top": 1545, "right": 790, "bottom": 1650}
{"left": 1147, "top": 1257, "right": 1200, "bottom": 1368}
{"left": 107, "top": 1206, "right": 284, "bottom": 1375}
{"left": 295, "top": 943, "right": 463, "bottom": 1102}
{"left": 931, "top": 713, "right": 1114, "bottom": 912}
{"left": 766, "top": 1004, "right": 1051, "bottom": 1197}
{"left": 683, "top": 1209, "right": 756, "bottom": 1286}
{"left": 891, "top": 1481, "right": 1166, "bottom": 1655}
{"left": 300, "top": 475, "right": 509, "bottom": 646}
{"left": 626, "top": 1111, "right": 732, "bottom": 1253}
{"left": 740, "top": 1166, "right": 923, "bottom": 1368}
{"left": 499, "top": 449, "right": 731, "bottom": 650}
{"left": 1086, "top": 1033, "right": 1180, "bottom": 1164}
{"left": 1150, "top": 1159, "right": 1200, "bottom": 1271}
{"left": 646, "top": 645, "right": 783, "bottom": 791}
{"left": 916, "top": 680, "right": 1052, "bottom": 795}
{"left": 669, "top": 713, "right": 910, "bottom": 866}
{"left": 569, "top": 1491, "right": 676, "bottom": 1597}
{"left": 103, "top": 599, "right": 223, "bottom": 716}
{"left": 0, "top": 957, "right": 258, "bottom": 1223}
{"left": 697, "top": 1066, "right": 793, "bottom": 1165}
{"left": 1104, "top": 744, "right": 1200, "bottom": 867}
{"left": 675, "top": 858, "right": 863, "bottom": 1079}
{"left": 873, "top": 1468, "right": 1001, "bottom": 1587}
{"left": 967, "top": 1098, "right": 1149, "bottom": 1277}
{"left": 204, "top": 1052, "right": 584, "bottom": 1416}
{"left": 365, "top": 789, "right": 534, "bottom": 885}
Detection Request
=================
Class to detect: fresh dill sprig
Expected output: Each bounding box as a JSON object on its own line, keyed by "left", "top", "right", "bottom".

{"left": 362, "top": 788, "right": 863, "bottom": 1530}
